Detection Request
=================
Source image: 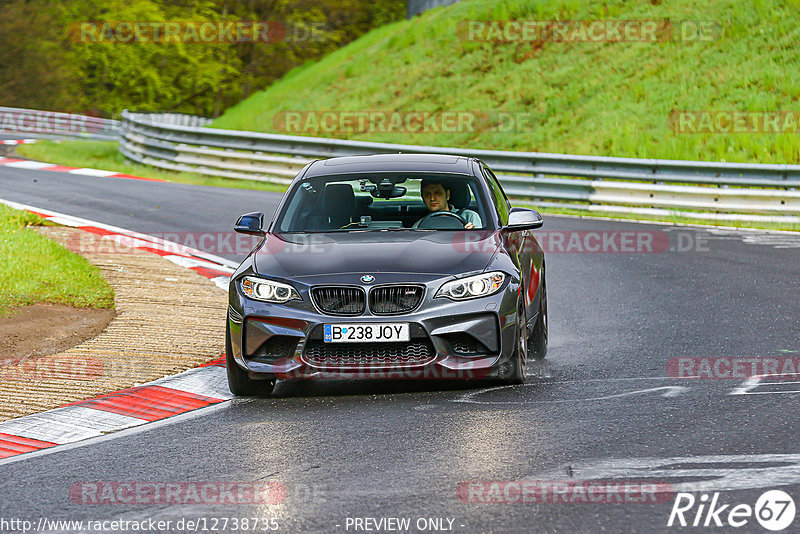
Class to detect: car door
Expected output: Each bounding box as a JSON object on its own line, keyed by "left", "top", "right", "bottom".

{"left": 482, "top": 165, "right": 543, "bottom": 327}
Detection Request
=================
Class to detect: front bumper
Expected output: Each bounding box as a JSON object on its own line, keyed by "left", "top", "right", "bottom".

{"left": 228, "top": 273, "right": 521, "bottom": 380}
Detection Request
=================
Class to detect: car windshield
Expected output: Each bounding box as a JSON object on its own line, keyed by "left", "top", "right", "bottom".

{"left": 274, "top": 174, "right": 489, "bottom": 233}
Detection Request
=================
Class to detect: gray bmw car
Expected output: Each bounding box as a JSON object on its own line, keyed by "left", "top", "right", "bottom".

{"left": 226, "top": 153, "right": 547, "bottom": 395}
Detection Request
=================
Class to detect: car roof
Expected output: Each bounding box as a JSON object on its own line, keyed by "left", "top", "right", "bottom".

{"left": 303, "top": 153, "right": 475, "bottom": 178}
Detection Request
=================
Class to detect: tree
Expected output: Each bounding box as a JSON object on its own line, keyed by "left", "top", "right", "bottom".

{"left": 0, "top": 0, "right": 405, "bottom": 117}
{"left": 0, "top": 0, "right": 80, "bottom": 111}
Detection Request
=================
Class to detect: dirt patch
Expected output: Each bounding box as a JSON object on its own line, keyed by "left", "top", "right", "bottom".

{"left": 0, "top": 304, "right": 115, "bottom": 362}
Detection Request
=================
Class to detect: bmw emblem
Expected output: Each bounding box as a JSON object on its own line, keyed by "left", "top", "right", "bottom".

{"left": 361, "top": 274, "right": 375, "bottom": 284}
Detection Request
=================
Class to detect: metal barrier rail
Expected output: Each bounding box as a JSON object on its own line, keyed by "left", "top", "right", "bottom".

{"left": 0, "top": 106, "right": 120, "bottom": 141}
{"left": 407, "top": 0, "right": 463, "bottom": 19}
{"left": 117, "top": 110, "right": 800, "bottom": 222}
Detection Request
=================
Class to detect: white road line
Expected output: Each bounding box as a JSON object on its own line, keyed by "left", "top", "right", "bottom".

{"left": 453, "top": 384, "right": 690, "bottom": 405}
{"left": 729, "top": 374, "right": 800, "bottom": 395}
{"left": 706, "top": 228, "right": 800, "bottom": 249}
{"left": 524, "top": 376, "right": 685, "bottom": 384}
{"left": 540, "top": 453, "right": 800, "bottom": 493}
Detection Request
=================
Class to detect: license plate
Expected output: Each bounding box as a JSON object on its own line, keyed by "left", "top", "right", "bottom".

{"left": 324, "top": 323, "right": 409, "bottom": 343}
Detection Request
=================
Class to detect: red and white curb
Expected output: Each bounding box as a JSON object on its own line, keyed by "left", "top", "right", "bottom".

{"left": 0, "top": 153, "right": 165, "bottom": 182}
{"left": 0, "top": 198, "right": 240, "bottom": 461}
{"left": 0, "top": 199, "right": 236, "bottom": 290}
{"left": 1, "top": 139, "right": 38, "bottom": 145}
{"left": 0, "top": 358, "right": 231, "bottom": 459}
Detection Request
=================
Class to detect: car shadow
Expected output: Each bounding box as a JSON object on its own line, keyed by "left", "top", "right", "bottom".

{"left": 269, "top": 377, "right": 485, "bottom": 398}
{"left": 266, "top": 360, "right": 559, "bottom": 398}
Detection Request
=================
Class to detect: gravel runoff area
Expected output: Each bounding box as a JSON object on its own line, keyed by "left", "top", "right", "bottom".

{"left": 0, "top": 226, "right": 227, "bottom": 421}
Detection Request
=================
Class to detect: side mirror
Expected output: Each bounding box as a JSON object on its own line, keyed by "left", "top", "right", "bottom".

{"left": 505, "top": 208, "right": 543, "bottom": 231}
{"left": 234, "top": 211, "right": 265, "bottom": 236}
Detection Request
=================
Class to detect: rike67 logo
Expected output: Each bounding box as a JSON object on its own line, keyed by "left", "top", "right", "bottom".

{"left": 668, "top": 490, "right": 796, "bottom": 531}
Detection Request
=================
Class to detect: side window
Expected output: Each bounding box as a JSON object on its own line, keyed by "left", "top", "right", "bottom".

{"left": 483, "top": 167, "right": 509, "bottom": 225}
{"left": 491, "top": 169, "right": 512, "bottom": 209}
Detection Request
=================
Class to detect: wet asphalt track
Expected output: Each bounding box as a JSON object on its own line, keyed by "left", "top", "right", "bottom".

{"left": 1, "top": 164, "right": 800, "bottom": 533}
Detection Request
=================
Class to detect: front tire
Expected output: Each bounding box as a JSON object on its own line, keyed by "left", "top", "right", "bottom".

{"left": 496, "top": 300, "right": 527, "bottom": 385}
{"left": 226, "top": 322, "right": 275, "bottom": 396}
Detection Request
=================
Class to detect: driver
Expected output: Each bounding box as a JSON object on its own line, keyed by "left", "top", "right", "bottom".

{"left": 412, "top": 179, "right": 480, "bottom": 229}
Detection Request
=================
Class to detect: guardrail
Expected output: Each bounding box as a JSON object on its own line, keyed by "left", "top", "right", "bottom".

{"left": 0, "top": 106, "right": 120, "bottom": 141}
{"left": 407, "top": 0, "right": 462, "bottom": 19}
{"left": 118, "top": 110, "right": 800, "bottom": 222}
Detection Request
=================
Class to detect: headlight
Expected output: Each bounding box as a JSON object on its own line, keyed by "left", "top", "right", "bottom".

{"left": 240, "top": 276, "right": 300, "bottom": 304}
{"left": 436, "top": 272, "right": 506, "bottom": 301}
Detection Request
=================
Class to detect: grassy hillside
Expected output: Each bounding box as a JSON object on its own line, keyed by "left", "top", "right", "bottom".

{"left": 211, "top": 0, "right": 800, "bottom": 164}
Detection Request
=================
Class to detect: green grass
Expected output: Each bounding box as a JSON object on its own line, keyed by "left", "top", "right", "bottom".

{"left": 211, "top": 0, "right": 800, "bottom": 165}
{"left": 0, "top": 204, "right": 115, "bottom": 317}
{"left": 16, "top": 141, "right": 288, "bottom": 193}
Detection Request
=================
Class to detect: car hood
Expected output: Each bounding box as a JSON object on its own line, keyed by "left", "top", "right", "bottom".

{"left": 254, "top": 231, "right": 501, "bottom": 280}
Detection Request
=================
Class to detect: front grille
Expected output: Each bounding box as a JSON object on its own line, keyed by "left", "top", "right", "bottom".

{"left": 247, "top": 335, "right": 299, "bottom": 362}
{"left": 369, "top": 285, "right": 424, "bottom": 315}
{"left": 312, "top": 286, "right": 366, "bottom": 315}
{"left": 303, "top": 339, "right": 435, "bottom": 368}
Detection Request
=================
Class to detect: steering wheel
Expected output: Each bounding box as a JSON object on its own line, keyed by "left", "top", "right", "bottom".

{"left": 417, "top": 210, "right": 467, "bottom": 229}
